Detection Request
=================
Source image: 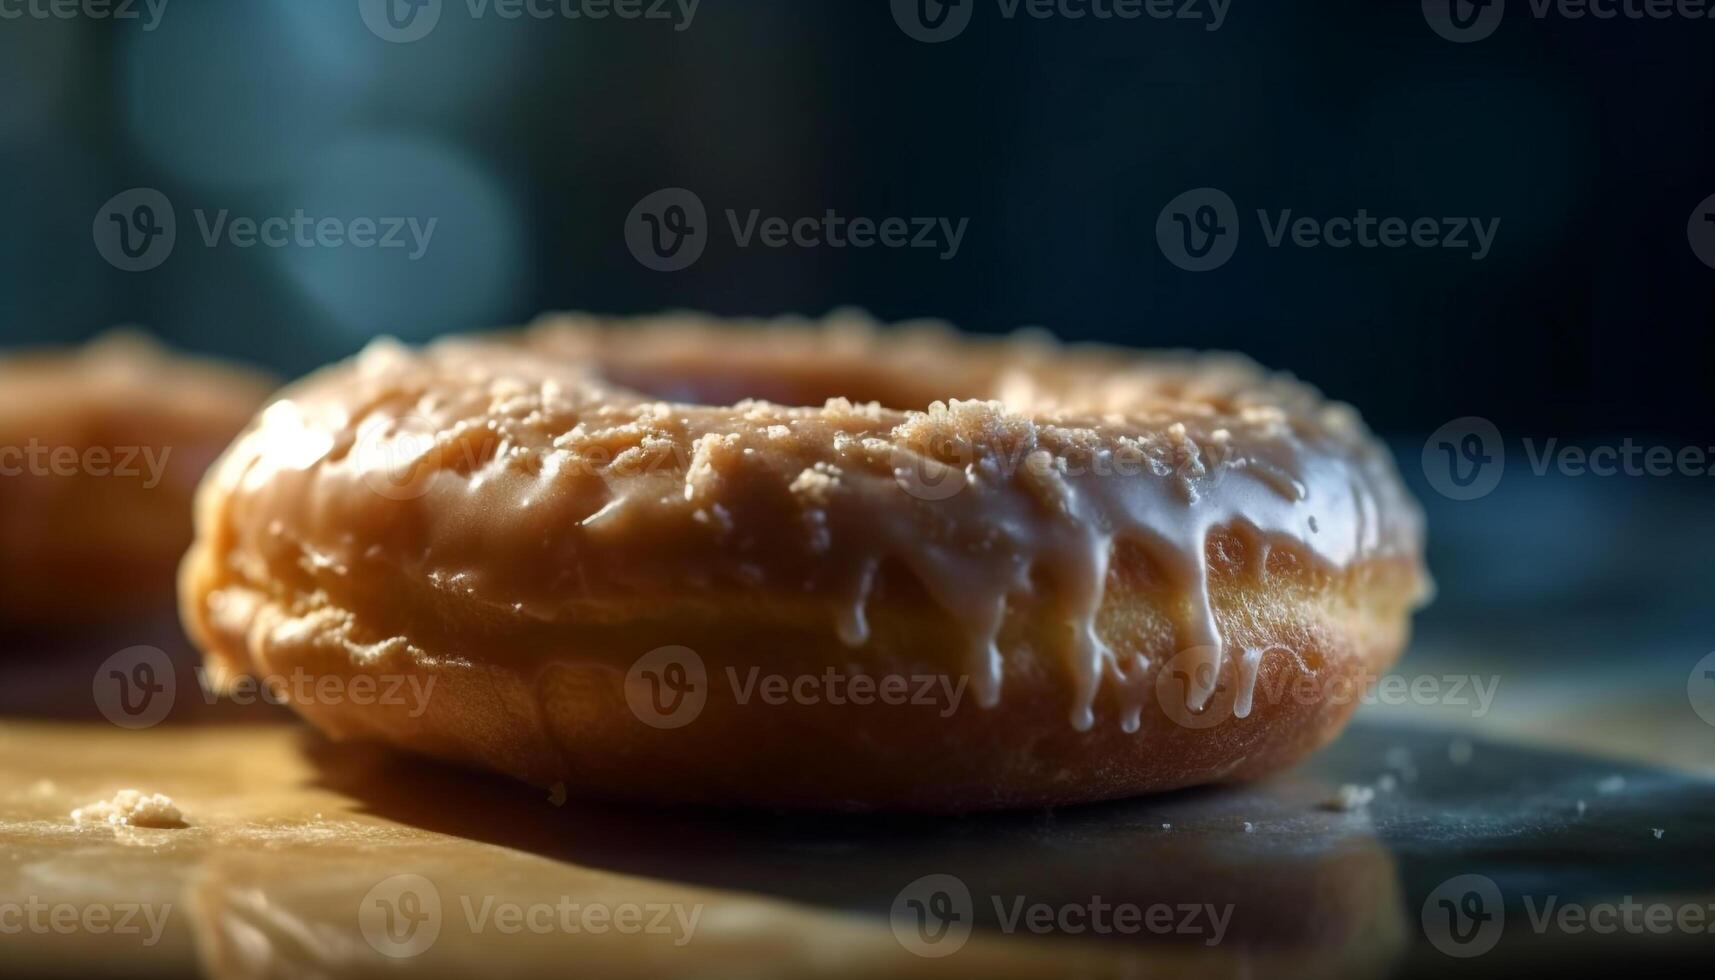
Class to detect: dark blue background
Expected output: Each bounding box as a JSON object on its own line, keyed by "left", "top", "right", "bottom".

{"left": 1, "top": 0, "right": 1711, "bottom": 442}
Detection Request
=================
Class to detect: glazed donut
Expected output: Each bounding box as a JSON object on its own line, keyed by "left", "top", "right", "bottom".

{"left": 181, "top": 312, "right": 1428, "bottom": 811}
{"left": 0, "top": 332, "right": 273, "bottom": 624}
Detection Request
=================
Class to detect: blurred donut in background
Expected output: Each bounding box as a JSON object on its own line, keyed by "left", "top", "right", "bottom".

{"left": 0, "top": 331, "right": 273, "bottom": 625}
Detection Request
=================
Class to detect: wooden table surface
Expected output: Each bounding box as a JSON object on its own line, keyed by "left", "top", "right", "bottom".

{"left": 2, "top": 615, "right": 1712, "bottom": 979}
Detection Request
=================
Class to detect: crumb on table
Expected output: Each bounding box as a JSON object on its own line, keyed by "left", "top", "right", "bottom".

{"left": 71, "top": 790, "right": 187, "bottom": 829}
{"left": 1321, "top": 783, "right": 1377, "bottom": 812}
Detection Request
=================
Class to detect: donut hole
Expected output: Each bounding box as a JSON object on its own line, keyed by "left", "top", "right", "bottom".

{"left": 598, "top": 359, "right": 982, "bottom": 413}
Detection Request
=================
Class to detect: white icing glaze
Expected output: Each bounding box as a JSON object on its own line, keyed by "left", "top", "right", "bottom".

{"left": 802, "top": 407, "right": 1422, "bottom": 728}
{"left": 1233, "top": 645, "right": 1297, "bottom": 720}
{"left": 188, "top": 312, "right": 1428, "bottom": 733}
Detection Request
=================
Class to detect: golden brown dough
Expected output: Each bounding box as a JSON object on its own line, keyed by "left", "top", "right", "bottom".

{"left": 181, "top": 311, "right": 1428, "bottom": 811}
{"left": 0, "top": 331, "right": 273, "bottom": 624}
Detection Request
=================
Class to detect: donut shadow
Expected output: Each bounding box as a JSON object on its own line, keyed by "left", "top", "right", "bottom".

{"left": 300, "top": 720, "right": 1715, "bottom": 971}
{"left": 300, "top": 724, "right": 1416, "bottom": 959}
